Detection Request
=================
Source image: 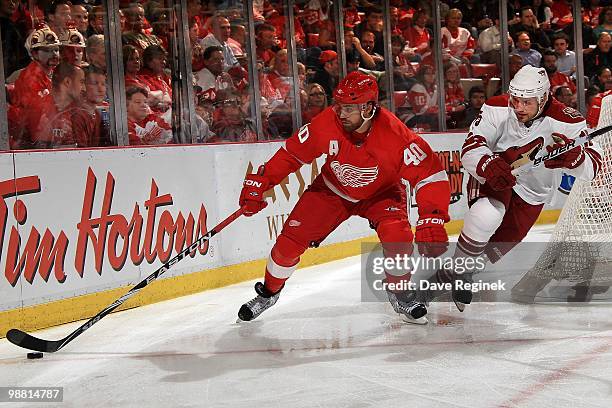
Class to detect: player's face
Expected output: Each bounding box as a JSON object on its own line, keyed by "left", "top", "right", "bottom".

{"left": 509, "top": 95, "right": 540, "bottom": 122}
{"left": 335, "top": 103, "right": 368, "bottom": 132}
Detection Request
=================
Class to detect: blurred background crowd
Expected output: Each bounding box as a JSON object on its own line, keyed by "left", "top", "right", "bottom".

{"left": 1, "top": 0, "right": 610, "bottom": 149}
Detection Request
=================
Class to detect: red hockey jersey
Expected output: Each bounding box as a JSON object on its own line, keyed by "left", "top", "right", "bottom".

{"left": 265, "top": 106, "right": 450, "bottom": 216}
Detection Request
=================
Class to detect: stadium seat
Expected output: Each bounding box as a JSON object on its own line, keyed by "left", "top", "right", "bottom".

{"left": 471, "top": 64, "right": 499, "bottom": 81}
{"left": 393, "top": 91, "right": 408, "bottom": 108}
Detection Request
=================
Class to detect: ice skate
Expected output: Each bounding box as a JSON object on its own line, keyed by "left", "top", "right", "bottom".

{"left": 451, "top": 272, "right": 473, "bottom": 312}
{"left": 510, "top": 273, "right": 551, "bottom": 304}
{"left": 237, "top": 282, "right": 282, "bottom": 322}
{"left": 386, "top": 290, "right": 428, "bottom": 325}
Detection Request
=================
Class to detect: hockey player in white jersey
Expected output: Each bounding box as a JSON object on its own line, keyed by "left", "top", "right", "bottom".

{"left": 429, "top": 65, "right": 603, "bottom": 310}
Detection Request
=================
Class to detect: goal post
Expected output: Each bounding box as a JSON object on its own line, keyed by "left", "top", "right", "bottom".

{"left": 511, "top": 94, "right": 612, "bottom": 303}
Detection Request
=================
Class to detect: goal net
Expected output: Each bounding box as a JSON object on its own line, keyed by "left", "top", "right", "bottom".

{"left": 511, "top": 95, "right": 612, "bottom": 302}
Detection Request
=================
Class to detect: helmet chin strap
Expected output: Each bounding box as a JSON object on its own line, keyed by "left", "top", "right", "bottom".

{"left": 356, "top": 104, "right": 376, "bottom": 133}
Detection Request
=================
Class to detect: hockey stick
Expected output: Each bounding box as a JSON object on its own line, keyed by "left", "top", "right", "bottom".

{"left": 6, "top": 207, "right": 245, "bottom": 353}
{"left": 511, "top": 124, "right": 612, "bottom": 176}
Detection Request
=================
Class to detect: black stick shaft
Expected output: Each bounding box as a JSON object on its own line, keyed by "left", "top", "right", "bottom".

{"left": 6, "top": 207, "right": 245, "bottom": 352}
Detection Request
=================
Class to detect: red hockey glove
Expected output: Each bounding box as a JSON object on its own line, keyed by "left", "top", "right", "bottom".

{"left": 476, "top": 154, "right": 516, "bottom": 191}
{"left": 415, "top": 215, "right": 449, "bottom": 257}
{"left": 239, "top": 166, "right": 270, "bottom": 216}
{"left": 544, "top": 133, "right": 585, "bottom": 170}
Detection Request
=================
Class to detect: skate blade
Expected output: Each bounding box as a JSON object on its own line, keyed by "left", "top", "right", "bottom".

{"left": 453, "top": 300, "right": 466, "bottom": 312}
{"left": 400, "top": 315, "right": 428, "bottom": 325}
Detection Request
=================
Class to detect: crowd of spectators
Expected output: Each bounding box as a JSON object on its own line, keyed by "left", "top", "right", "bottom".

{"left": 2, "top": 0, "right": 611, "bottom": 149}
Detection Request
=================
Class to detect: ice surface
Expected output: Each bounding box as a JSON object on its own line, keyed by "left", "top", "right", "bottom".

{"left": 1, "top": 226, "right": 611, "bottom": 408}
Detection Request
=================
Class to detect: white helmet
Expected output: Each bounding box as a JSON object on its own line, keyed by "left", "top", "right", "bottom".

{"left": 25, "top": 27, "right": 60, "bottom": 57}
{"left": 508, "top": 65, "right": 550, "bottom": 118}
{"left": 58, "top": 28, "right": 86, "bottom": 48}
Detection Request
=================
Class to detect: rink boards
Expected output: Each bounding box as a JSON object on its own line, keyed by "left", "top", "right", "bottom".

{"left": 0, "top": 135, "right": 563, "bottom": 335}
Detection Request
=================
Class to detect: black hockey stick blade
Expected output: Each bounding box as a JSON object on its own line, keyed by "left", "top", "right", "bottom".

{"left": 5, "top": 207, "right": 245, "bottom": 352}
{"left": 6, "top": 329, "right": 62, "bottom": 353}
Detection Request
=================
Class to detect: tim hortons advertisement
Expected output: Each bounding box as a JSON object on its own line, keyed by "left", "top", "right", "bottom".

{"left": 1, "top": 147, "right": 220, "bottom": 311}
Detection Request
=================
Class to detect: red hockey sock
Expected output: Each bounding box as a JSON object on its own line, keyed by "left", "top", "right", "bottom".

{"left": 264, "top": 269, "right": 287, "bottom": 294}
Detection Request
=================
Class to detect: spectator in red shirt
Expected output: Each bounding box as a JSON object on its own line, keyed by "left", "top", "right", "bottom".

{"left": 12, "top": 27, "right": 60, "bottom": 109}
{"left": 59, "top": 28, "right": 86, "bottom": 67}
{"left": 126, "top": 86, "right": 173, "bottom": 145}
{"left": 123, "top": 45, "right": 147, "bottom": 90}
{"left": 403, "top": 9, "right": 431, "bottom": 60}
{"left": 550, "top": 0, "right": 573, "bottom": 30}
{"left": 72, "top": 66, "right": 112, "bottom": 147}
{"left": 266, "top": 49, "right": 292, "bottom": 101}
{"left": 542, "top": 50, "right": 576, "bottom": 95}
{"left": 138, "top": 44, "right": 172, "bottom": 112}
{"left": 19, "top": 62, "right": 85, "bottom": 149}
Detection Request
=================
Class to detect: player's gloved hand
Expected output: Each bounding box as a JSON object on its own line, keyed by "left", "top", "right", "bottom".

{"left": 239, "top": 166, "right": 270, "bottom": 216}
{"left": 476, "top": 154, "right": 516, "bottom": 191}
{"left": 415, "top": 214, "right": 449, "bottom": 257}
{"left": 544, "top": 133, "right": 585, "bottom": 169}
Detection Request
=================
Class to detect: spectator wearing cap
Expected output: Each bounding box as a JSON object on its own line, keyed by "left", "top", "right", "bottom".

{"left": 138, "top": 44, "right": 172, "bottom": 112}
{"left": 0, "top": 0, "right": 29, "bottom": 78}
{"left": 200, "top": 15, "right": 238, "bottom": 71}
{"left": 12, "top": 27, "right": 61, "bottom": 109}
{"left": 72, "top": 66, "right": 112, "bottom": 147}
{"left": 122, "top": 3, "right": 162, "bottom": 54}
{"left": 310, "top": 50, "right": 339, "bottom": 104}
{"left": 71, "top": 4, "right": 89, "bottom": 35}
{"left": 59, "top": 28, "right": 87, "bottom": 67}
{"left": 19, "top": 62, "right": 85, "bottom": 149}
{"left": 46, "top": 0, "right": 71, "bottom": 39}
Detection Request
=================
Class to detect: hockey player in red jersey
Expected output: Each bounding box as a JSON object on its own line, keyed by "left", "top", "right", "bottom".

{"left": 425, "top": 65, "right": 602, "bottom": 310}
{"left": 237, "top": 71, "right": 451, "bottom": 324}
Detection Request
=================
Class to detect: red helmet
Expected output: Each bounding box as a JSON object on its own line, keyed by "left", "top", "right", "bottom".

{"left": 333, "top": 71, "right": 378, "bottom": 104}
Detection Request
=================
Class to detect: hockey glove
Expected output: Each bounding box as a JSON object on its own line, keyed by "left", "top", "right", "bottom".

{"left": 415, "top": 215, "right": 449, "bottom": 257}
{"left": 239, "top": 166, "right": 270, "bottom": 216}
{"left": 544, "top": 133, "right": 585, "bottom": 170}
{"left": 476, "top": 154, "right": 516, "bottom": 191}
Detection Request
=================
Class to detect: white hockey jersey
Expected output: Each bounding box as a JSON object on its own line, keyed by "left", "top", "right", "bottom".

{"left": 462, "top": 94, "right": 602, "bottom": 205}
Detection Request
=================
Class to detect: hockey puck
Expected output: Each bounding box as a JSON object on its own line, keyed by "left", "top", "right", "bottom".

{"left": 26, "top": 352, "right": 43, "bottom": 359}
